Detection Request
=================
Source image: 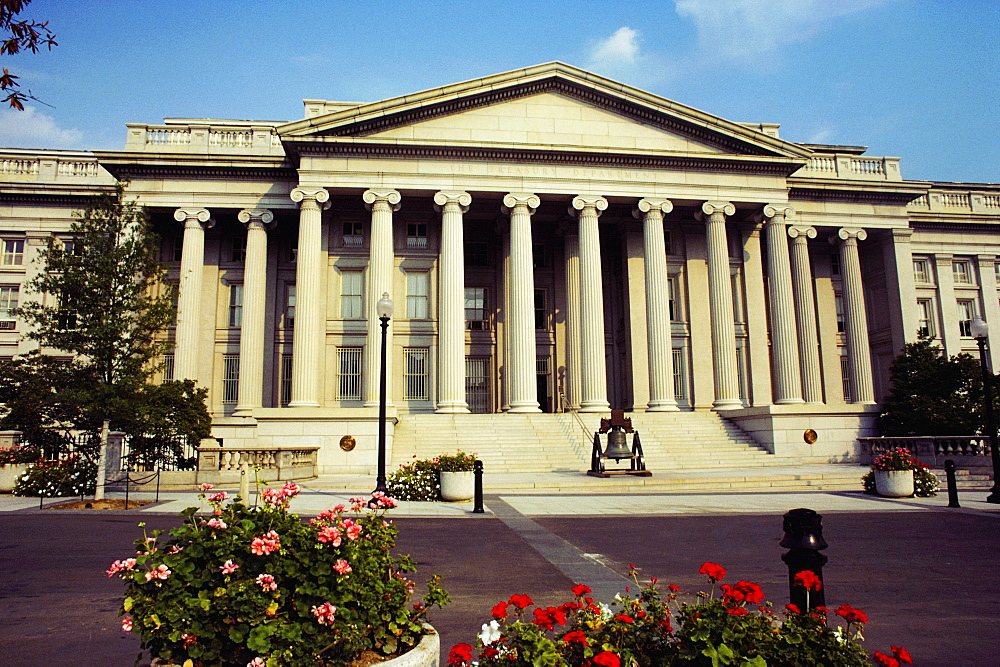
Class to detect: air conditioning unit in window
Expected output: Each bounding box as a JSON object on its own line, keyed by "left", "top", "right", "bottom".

{"left": 0, "top": 321, "right": 15, "bottom": 330}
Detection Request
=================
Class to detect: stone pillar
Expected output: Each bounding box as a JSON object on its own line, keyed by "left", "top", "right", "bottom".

{"left": 234, "top": 208, "right": 274, "bottom": 415}
{"left": 172, "top": 207, "right": 212, "bottom": 382}
{"left": 563, "top": 230, "right": 582, "bottom": 411}
{"left": 572, "top": 195, "right": 610, "bottom": 412}
{"left": 763, "top": 205, "right": 803, "bottom": 404}
{"left": 700, "top": 202, "right": 743, "bottom": 410}
{"left": 635, "top": 198, "right": 678, "bottom": 411}
{"left": 977, "top": 254, "right": 1000, "bottom": 374}
{"left": 363, "top": 189, "right": 400, "bottom": 407}
{"left": 502, "top": 193, "right": 541, "bottom": 413}
{"left": 885, "top": 228, "right": 918, "bottom": 350}
{"left": 289, "top": 188, "right": 330, "bottom": 407}
{"left": 837, "top": 228, "right": 875, "bottom": 404}
{"left": 434, "top": 191, "right": 472, "bottom": 413}
{"left": 788, "top": 225, "right": 823, "bottom": 404}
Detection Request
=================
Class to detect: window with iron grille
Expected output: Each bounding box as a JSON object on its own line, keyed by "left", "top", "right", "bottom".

{"left": 407, "top": 222, "right": 427, "bottom": 248}
{"left": 465, "top": 287, "right": 488, "bottom": 329}
{"left": 404, "top": 348, "right": 429, "bottom": 400}
{"left": 338, "top": 347, "right": 362, "bottom": 400}
{"left": 465, "top": 356, "right": 490, "bottom": 413}
{"left": 0, "top": 286, "right": 18, "bottom": 320}
{"left": 228, "top": 284, "right": 243, "bottom": 328}
{"left": 672, "top": 348, "right": 686, "bottom": 401}
{"left": 222, "top": 355, "right": 240, "bottom": 404}
{"left": 280, "top": 354, "right": 293, "bottom": 405}
{"left": 162, "top": 354, "right": 175, "bottom": 382}
{"left": 2, "top": 239, "right": 24, "bottom": 265}
{"left": 841, "top": 356, "right": 852, "bottom": 403}
{"left": 340, "top": 271, "right": 363, "bottom": 319}
{"left": 406, "top": 272, "right": 429, "bottom": 319}
{"left": 343, "top": 221, "right": 363, "bottom": 248}
{"left": 231, "top": 236, "right": 246, "bottom": 262}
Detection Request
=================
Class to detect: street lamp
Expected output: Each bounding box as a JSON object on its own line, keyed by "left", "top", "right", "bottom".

{"left": 970, "top": 318, "right": 1000, "bottom": 503}
{"left": 373, "top": 292, "right": 393, "bottom": 497}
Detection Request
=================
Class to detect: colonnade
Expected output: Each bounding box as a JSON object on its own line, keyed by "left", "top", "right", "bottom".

{"left": 169, "top": 190, "right": 877, "bottom": 414}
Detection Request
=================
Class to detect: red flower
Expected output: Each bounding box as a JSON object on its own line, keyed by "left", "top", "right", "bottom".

{"left": 668, "top": 584, "right": 681, "bottom": 592}
{"left": 480, "top": 647, "right": 500, "bottom": 659}
{"left": 563, "top": 630, "right": 589, "bottom": 646}
{"left": 532, "top": 606, "right": 567, "bottom": 631}
{"left": 815, "top": 606, "right": 828, "bottom": 614}
{"left": 591, "top": 651, "right": 621, "bottom": 667}
{"left": 873, "top": 651, "right": 900, "bottom": 667}
{"left": 572, "top": 584, "right": 592, "bottom": 597}
{"left": 721, "top": 580, "right": 764, "bottom": 605}
{"left": 491, "top": 601, "right": 508, "bottom": 619}
{"left": 727, "top": 607, "right": 749, "bottom": 616}
{"left": 892, "top": 646, "right": 913, "bottom": 665}
{"left": 698, "top": 562, "right": 727, "bottom": 583}
{"left": 835, "top": 604, "right": 869, "bottom": 625}
{"left": 448, "top": 643, "right": 473, "bottom": 666}
{"left": 615, "top": 614, "right": 634, "bottom": 623}
{"left": 509, "top": 594, "right": 533, "bottom": 609}
{"left": 792, "top": 570, "right": 823, "bottom": 591}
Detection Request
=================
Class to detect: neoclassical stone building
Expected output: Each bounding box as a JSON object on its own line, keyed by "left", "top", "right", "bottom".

{"left": 2, "top": 63, "right": 999, "bottom": 472}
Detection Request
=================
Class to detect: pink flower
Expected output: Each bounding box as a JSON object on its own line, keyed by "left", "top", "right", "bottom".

{"left": 333, "top": 559, "right": 352, "bottom": 574}
{"left": 370, "top": 490, "right": 399, "bottom": 509}
{"left": 311, "top": 602, "right": 337, "bottom": 626}
{"left": 181, "top": 633, "right": 196, "bottom": 647}
{"left": 250, "top": 530, "right": 281, "bottom": 556}
{"left": 199, "top": 483, "right": 215, "bottom": 491}
{"left": 281, "top": 482, "right": 301, "bottom": 497}
{"left": 206, "top": 518, "right": 228, "bottom": 530}
{"left": 332, "top": 504, "right": 346, "bottom": 513}
{"left": 121, "top": 617, "right": 133, "bottom": 632}
{"left": 144, "top": 564, "right": 171, "bottom": 581}
{"left": 220, "top": 559, "right": 239, "bottom": 575}
{"left": 247, "top": 659, "right": 265, "bottom": 667}
{"left": 317, "top": 526, "right": 342, "bottom": 546}
{"left": 256, "top": 573, "right": 277, "bottom": 591}
{"left": 208, "top": 491, "right": 230, "bottom": 503}
{"left": 340, "top": 519, "right": 362, "bottom": 541}
{"left": 106, "top": 558, "right": 137, "bottom": 578}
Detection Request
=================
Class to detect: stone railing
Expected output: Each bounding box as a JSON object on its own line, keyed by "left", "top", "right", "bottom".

{"left": 796, "top": 154, "right": 902, "bottom": 181}
{"left": 125, "top": 123, "right": 285, "bottom": 156}
{"left": 908, "top": 189, "right": 1000, "bottom": 215}
{"left": 858, "top": 436, "right": 994, "bottom": 467}
{"left": 196, "top": 439, "right": 318, "bottom": 482}
{"left": 0, "top": 150, "right": 115, "bottom": 185}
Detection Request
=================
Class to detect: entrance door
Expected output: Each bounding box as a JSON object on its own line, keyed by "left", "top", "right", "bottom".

{"left": 465, "top": 356, "right": 490, "bottom": 413}
{"left": 536, "top": 356, "right": 551, "bottom": 413}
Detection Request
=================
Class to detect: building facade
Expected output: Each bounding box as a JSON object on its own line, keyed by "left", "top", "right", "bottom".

{"left": 2, "top": 63, "right": 999, "bottom": 472}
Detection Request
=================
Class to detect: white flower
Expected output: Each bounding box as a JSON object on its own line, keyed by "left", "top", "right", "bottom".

{"left": 479, "top": 619, "right": 502, "bottom": 645}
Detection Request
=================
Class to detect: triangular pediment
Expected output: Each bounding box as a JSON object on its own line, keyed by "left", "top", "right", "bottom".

{"left": 280, "top": 63, "right": 811, "bottom": 161}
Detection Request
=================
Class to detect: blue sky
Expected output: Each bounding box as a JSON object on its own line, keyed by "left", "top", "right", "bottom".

{"left": 2, "top": 0, "right": 998, "bottom": 184}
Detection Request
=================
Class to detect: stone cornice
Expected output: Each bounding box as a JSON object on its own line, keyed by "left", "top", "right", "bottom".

{"left": 789, "top": 183, "right": 924, "bottom": 206}
{"left": 92, "top": 151, "right": 295, "bottom": 182}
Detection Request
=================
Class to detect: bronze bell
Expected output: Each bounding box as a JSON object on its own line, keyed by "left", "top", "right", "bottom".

{"left": 603, "top": 429, "right": 632, "bottom": 460}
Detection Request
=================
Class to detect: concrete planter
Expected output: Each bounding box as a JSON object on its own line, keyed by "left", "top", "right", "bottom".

{"left": 874, "top": 469, "right": 914, "bottom": 498}
{"left": 439, "top": 471, "right": 474, "bottom": 501}
{"left": 0, "top": 464, "right": 28, "bottom": 493}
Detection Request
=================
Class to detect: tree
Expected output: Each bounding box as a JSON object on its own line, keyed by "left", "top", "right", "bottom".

{"left": 1, "top": 0, "right": 57, "bottom": 109}
{"left": 877, "top": 337, "right": 998, "bottom": 436}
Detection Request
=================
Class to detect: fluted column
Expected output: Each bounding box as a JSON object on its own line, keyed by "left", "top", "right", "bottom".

{"left": 434, "top": 191, "right": 471, "bottom": 413}
{"left": 635, "top": 198, "right": 678, "bottom": 411}
{"left": 701, "top": 201, "right": 742, "bottom": 410}
{"left": 289, "top": 188, "right": 330, "bottom": 407}
{"left": 838, "top": 228, "right": 875, "bottom": 404}
{"left": 788, "top": 225, "right": 823, "bottom": 404}
{"left": 502, "top": 193, "right": 541, "bottom": 413}
{"left": 234, "top": 209, "right": 273, "bottom": 415}
{"left": 172, "top": 207, "right": 212, "bottom": 382}
{"left": 572, "top": 195, "right": 610, "bottom": 412}
{"left": 763, "top": 204, "right": 803, "bottom": 404}
{"left": 363, "top": 189, "right": 400, "bottom": 407}
{"left": 563, "top": 231, "right": 582, "bottom": 411}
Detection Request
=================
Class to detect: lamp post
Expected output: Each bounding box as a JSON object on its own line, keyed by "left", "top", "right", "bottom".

{"left": 374, "top": 292, "right": 393, "bottom": 496}
{"left": 970, "top": 318, "right": 1000, "bottom": 503}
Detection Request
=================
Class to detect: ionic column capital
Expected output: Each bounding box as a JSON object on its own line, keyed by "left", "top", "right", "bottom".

{"left": 787, "top": 225, "right": 817, "bottom": 240}
{"left": 633, "top": 197, "right": 673, "bottom": 218}
{"left": 762, "top": 204, "right": 794, "bottom": 220}
{"left": 291, "top": 187, "right": 331, "bottom": 210}
{"left": 502, "top": 192, "right": 540, "bottom": 215}
{"left": 837, "top": 227, "right": 867, "bottom": 243}
{"left": 173, "top": 207, "right": 213, "bottom": 228}
{"left": 363, "top": 188, "right": 401, "bottom": 211}
{"left": 238, "top": 208, "right": 275, "bottom": 230}
{"left": 700, "top": 201, "right": 736, "bottom": 218}
{"left": 569, "top": 195, "right": 608, "bottom": 216}
{"left": 433, "top": 190, "right": 471, "bottom": 213}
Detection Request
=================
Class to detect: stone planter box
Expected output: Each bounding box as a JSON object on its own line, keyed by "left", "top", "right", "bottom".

{"left": 439, "top": 470, "right": 474, "bottom": 501}
{"left": 0, "top": 464, "right": 28, "bottom": 493}
{"left": 874, "top": 469, "right": 914, "bottom": 498}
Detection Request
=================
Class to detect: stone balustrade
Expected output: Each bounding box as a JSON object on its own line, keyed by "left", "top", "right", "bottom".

{"left": 124, "top": 123, "right": 284, "bottom": 155}
{"left": 908, "top": 189, "right": 1000, "bottom": 214}
{"left": 0, "top": 150, "right": 115, "bottom": 185}
{"left": 196, "top": 439, "right": 319, "bottom": 484}
{"left": 858, "top": 436, "right": 995, "bottom": 468}
{"left": 797, "top": 153, "right": 903, "bottom": 181}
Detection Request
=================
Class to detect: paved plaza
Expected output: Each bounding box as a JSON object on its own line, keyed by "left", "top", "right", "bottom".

{"left": 1, "top": 481, "right": 998, "bottom": 666}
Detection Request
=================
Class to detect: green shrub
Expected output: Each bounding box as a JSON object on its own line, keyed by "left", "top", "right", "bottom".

{"left": 14, "top": 456, "right": 96, "bottom": 497}
{"left": 387, "top": 458, "right": 440, "bottom": 501}
{"left": 861, "top": 468, "right": 939, "bottom": 497}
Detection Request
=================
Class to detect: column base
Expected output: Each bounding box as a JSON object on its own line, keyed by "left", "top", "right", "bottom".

{"left": 774, "top": 398, "right": 806, "bottom": 405}
{"left": 288, "top": 400, "right": 321, "bottom": 408}
{"left": 232, "top": 406, "right": 259, "bottom": 417}
{"left": 646, "top": 401, "right": 680, "bottom": 412}
{"left": 712, "top": 398, "right": 744, "bottom": 411}
{"left": 508, "top": 402, "right": 541, "bottom": 413}
{"left": 363, "top": 401, "right": 395, "bottom": 408}
{"left": 435, "top": 402, "right": 470, "bottom": 414}
{"left": 579, "top": 401, "right": 610, "bottom": 412}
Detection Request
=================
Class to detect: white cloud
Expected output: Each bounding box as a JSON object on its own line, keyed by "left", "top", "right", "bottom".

{"left": 590, "top": 27, "right": 642, "bottom": 66}
{"left": 674, "top": 0, "right": 890, "bottom": 61}
{"left": 0, "top": 106, "right": 84, "bottom": 149}
{"left": 806, "top": 127, "right": 836, "bottom": 144}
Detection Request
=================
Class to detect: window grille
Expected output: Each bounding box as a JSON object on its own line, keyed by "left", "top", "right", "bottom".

{"left": 465, "top": 356, "right": 490, "bottom": 413}
{"left": 672, "top": 348, "right": 686, "bottom": 400}
{"left": 338, "top": 347, "right": 362, "bottom": 400}
{"left": 404, "top": 348, "right": 429, "bottom": 400}
{"left": 222, "top": 355, "right": 240, "bottom": 404}
{"left": 280, "top": 354, "right": 293, "bottom": 405}
{"left": 163, "top": 354, "right": 174, "bottom": 382}
{"left": 841, "top": 356, "right": 852, "bottom": 403}
{"left": 340, "top": 271, "right": 363, "bottom": 318}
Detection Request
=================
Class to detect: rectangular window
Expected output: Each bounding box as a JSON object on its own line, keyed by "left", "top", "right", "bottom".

{"left": 664, "top": 230, "right": 673, "bottom": 256}
{"left": 667, "top": 276, "right": 677, "bottom": 321}
{"left": 230, "top": 236, "right": 246, "bottom": 263}
{"left": 917, "top": 299, "right": 935, "bottom": 337}
{"left": 343, "top": 222, "right": 363, "bottom": 248}
{"left": 672, "top": 348, "right": 686, "bottom": 401}
{"left": 404, "top": 348, "right": 429, "bottom": 400}
{"left": 532, "top": 243, "right": 547, "bottom": 268}
{"left": 222, "top": 354, "right": 240, "bottom": 404}
{"left": 162, "top": 354, "right": 175, "bottom": 382}
{"left": 57, "top": 292, "right": 77, "bottom": 330}
{"left": 913, "top": 259, "right": 929, "bottom": 283}
{"left": 338, "top": 347, "right": 362, "bottom": 400}
{"left": 406, "top": 222, "right": 427, "bottom": 249}
{"left": 406, "top": 271, "right": 429, "bottom": 319}
{"left": 2, "top": 239, "right": 24, "bottom": 265}
{"left": 841, "top": 356, "right": 852, "bottom": 403}
{"left": 958, "top": 299, "right": 977, "bottom": 337}
{"left": 340, "top": 271, "right": 363, "bottom": 319}
{"left": 228, "top": 284, "right": 243, "bottom": 328}
{"left": 534, "top": 289, "right": 547, "bottom": 330}
{"left": 465, "top": 287, "right": 487, "bottom": 329}
{"left": 465, "top": 242, "right": 489, "bottom": 266}
{"left": 61, "top": 239, "right": 77, "bottom": 256}
{"left": 835, "top": 294, "right": 845, "bottom": 333}
{"left": 465, "top": 356, "right": 490, "bottom": 413}
{"left": 280, "top": 354, "right": 293, "bottom": 405}
{"left": 284, "top": 284, "right": 295, "bottom": 328}
{"left": 172, "top": 236, "right": 183, "bottom": 262}
{"left": 953, "top": 259, "right": 974, "bottom": 285}
{"left": 830, "top": 252, "right": 841, "bottom": 276}
{"left": 0, "top": 286, "right": 18, "bottom": 319}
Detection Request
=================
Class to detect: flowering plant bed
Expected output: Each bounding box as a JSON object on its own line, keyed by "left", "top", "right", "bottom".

{"left": 434, "top": 450, "right": 478, "bottom": 472}
{"left": 449, "top": 563, "right": 911, "bottom": 667}
{"left": 0, "top": 445, "right": 42, "bottom": 465}
{"left": 862, "top": 468, "right": 938, "bottom": 497}
{"left": 13, "top": 455, "right": 96, "bottom": 497}
{"left": 108, "top": 484, "right": 449, "bottom": 666}
{"left": 387, "top": 451, "right": 479, "bottom": 501}
{"left": 871, "top": 448, "right": 921, "bottom": 471}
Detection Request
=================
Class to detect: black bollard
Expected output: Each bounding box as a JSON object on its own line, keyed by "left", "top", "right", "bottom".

{"left": 780, "top": 508, "right": 828, "bottom": 609}
{"left": 945, "top": 459, "right": 961, "bottom": 508}
{"left": 472, "top": 460, "right": 484, "bottom": 514}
